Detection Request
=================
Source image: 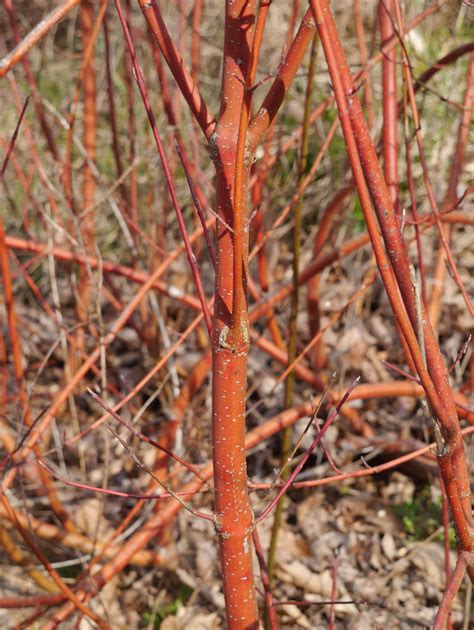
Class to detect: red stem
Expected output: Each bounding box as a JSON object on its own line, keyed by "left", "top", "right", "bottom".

{"left": 432, "top": 552, "right": 470, "bottom": 629}
{"left": 252, "top": 528, "right": 279, "bottom": 630}
{"left": 379, "top": 0, "right": 399, "bottom": 212}
{"left": 191, "top": 0, "right": 203, "bottom": 79}
{"left": 353, "top": 0, "right": 375, "bottom": 129}
{"left": 138, "top": 0, "right": 215, "bottom": 139}
{"left": 310, "top": 0, "right": 473, "bottom": 562}
{"left": 210, "top": 2, "right": 260, "bottom": 625}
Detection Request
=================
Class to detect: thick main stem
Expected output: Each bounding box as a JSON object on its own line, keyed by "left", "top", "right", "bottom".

{"left": 211, "top": 2, "right": 259, "bottom": 627}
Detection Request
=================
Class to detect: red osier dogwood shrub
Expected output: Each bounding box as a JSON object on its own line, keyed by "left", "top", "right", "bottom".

{"left": 0, "top": 1, "right": 472, "bottom": 628}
